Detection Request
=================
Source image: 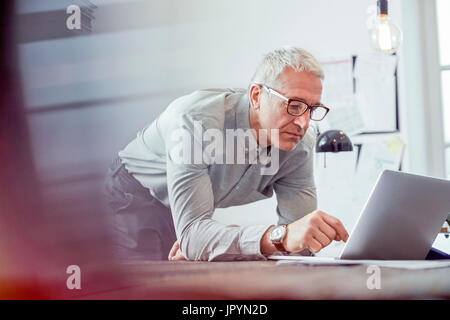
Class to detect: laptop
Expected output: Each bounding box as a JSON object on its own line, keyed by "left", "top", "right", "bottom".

{"left": 269, "top": 170, "right": 450, "bottom": 261}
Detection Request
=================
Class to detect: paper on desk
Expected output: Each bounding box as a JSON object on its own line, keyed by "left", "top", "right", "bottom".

{"left": 274, "top": 256, "right": 450, "bottom": 270}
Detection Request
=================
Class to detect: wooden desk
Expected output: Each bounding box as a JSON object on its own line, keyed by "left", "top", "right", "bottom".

{"left": 81, "top": 261, "right": 450, "bottom": 299}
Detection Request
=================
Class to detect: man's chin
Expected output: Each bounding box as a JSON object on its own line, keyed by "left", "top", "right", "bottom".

{"left": 276, "top": 140, "right": 299, "bottom": 151}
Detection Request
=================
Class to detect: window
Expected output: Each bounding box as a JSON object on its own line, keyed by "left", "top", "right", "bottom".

{"left": 436, "top": 0, "right": 450, "bottom": 178}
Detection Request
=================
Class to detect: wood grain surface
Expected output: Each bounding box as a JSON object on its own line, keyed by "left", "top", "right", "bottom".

{"left": 77, "top": 261, "right": 450, "bottom": 300}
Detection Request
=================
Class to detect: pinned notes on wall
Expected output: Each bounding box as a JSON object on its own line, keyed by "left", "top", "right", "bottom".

{"left": 353, "top": 53, "right": 398, "bottom": 133}
{"left": 319, "top": 54, "right": 399, "bottom": 136}
{"left": 320, "top": 59, "right": 365, "bottom": 136}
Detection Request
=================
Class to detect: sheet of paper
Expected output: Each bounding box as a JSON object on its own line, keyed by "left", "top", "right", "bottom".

{"left": 320, "top": 59, "right": 365, "bottom": 136}
{"left": 353, "top": 53, "right": 398, "bottom": 132}
{"left": 353, "top": 53, "right": 397, "bottom": 79}
{"left": 274, "top": 256, "right": 450, "bottom": 270}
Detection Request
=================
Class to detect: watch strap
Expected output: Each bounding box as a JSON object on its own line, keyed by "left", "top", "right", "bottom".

{"left": 274, "top": 241, "right": 287, "bottom": 253}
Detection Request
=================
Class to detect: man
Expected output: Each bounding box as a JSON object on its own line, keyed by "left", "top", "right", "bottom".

{"left": 105, "top": 46, "right": 349, "bottom": 261}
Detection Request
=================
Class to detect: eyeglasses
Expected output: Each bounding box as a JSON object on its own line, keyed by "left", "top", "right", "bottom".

{"left": 259, "top": 84, "right": 330, "bottom": 121}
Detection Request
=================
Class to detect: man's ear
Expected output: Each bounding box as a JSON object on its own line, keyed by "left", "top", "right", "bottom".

{"left": 249, "top": 84, "right": 262, "bottom": 110}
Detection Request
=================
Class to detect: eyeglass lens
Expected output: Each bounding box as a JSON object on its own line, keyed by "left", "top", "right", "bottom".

{"left": 287, "top": 101, "right": 327, "bottom": 120}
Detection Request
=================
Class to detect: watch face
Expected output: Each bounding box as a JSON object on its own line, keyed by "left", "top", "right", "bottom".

{"left": 270, "top": 226, "right": 285, "bottom": 241}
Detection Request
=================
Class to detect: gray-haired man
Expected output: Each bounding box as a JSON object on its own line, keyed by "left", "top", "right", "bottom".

{"left": 105, "top": 46, "right": 349, "bottom": 261}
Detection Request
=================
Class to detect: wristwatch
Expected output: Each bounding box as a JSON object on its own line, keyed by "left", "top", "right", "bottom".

{"left": 269, "top": 224, "right": 288, "bottom": 254}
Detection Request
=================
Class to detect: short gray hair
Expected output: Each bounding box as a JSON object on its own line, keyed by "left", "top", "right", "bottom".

{"left": 249, "top": 46, "right": 324, "bottom": 88}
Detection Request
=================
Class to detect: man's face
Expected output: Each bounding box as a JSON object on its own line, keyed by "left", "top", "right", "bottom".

{"left": 250, "top": 68, "right": 323, "bottom": 151}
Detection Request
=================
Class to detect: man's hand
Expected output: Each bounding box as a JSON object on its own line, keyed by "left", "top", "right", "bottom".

{"left": 283, "top": 210, "right": 349, "bottom": 254}
{"left": 168, "top": 241, "right": 186, "bottom": 261}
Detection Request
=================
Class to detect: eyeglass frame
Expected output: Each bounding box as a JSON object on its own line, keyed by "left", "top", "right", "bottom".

{"left": 258, "top": 83, "right": 330, "bottom": 121}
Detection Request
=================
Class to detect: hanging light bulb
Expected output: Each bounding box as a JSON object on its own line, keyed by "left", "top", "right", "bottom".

{"left": 369, "top": 0, "right": 402, "bottom": 53}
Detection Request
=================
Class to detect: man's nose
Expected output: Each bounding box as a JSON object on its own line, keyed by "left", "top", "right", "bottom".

{"left": 293, "top": 112, "right": 310, "bottom": 129}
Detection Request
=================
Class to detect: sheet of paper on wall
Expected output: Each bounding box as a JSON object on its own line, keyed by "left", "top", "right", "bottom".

{"left": 354, "top": 54, "right": 398, "bottom": 132}
{"left": 320, "top": 58, "right": 365, "bottom": 136}
{"left": 353, "top": 135, "right": 405, "bottom": 210}
{"left": 353, "top": 53, "right": 397, "bottom": 78}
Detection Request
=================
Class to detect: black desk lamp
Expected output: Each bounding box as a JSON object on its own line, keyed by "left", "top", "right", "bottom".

{"left": 316, "top": 130, "right": 354, "bottom": 168}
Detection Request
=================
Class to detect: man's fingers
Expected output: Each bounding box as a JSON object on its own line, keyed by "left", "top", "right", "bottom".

{"left": 168, "top": 241, "right": 180, "bottom": 260}
{"left": 313, "top": 229, "right": 332, "bottom": 248}
{"left": 172, "top": 249, "right": 186, "bottom": 261}
{"left": 319, "top": 220, "right": 344, "bottom": 242}
{"left": 169, "top": 241, "right": 186, "bottom": 261}
{"left": 318, "top": 220, "right": 337, "bottom": 241}
{"left": 308, "top": 237, "right": 323, "bottom": 253}
{"left": 319, "top": 212, "right": 349, "bottom": 242}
